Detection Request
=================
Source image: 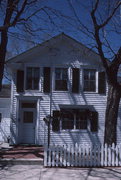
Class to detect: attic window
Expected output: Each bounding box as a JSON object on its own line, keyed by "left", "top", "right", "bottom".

{"left": 26, "top": 67, "right": 40, "bottom": 90}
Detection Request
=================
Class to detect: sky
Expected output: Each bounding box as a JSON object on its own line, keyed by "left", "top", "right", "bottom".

{"left": 1, "top": 0, "right": 121, "bottom": 83}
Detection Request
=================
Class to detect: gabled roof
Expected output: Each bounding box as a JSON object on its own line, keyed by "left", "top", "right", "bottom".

{"left": 7, "top": 32, "right": 100, "bottom": 64}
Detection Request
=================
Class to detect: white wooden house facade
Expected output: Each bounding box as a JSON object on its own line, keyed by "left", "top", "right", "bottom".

{"left": 7, "top": 33, "right": 121, "bottom": 145}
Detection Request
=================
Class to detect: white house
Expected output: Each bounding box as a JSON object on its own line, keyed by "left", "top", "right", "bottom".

{"left": 0, "top": 84, "right": 11, "bottom": 143}
{"left": 7, "top": 33, "right": 121, "bottom": 146}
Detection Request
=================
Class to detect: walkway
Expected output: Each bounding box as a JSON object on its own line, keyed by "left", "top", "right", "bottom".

{"left": 1, "top": 165, "right": 121, "bottom": 180}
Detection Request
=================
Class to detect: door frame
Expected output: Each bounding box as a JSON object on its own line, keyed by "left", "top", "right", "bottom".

{"left": 17, "top": 97, "right": 40, "bottom": 145}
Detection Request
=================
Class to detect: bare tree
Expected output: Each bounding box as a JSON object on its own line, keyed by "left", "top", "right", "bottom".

{"left": 90, "top": 0, "right": 121, "bottom": 145}
{"left": 41, "top": 0, "right": 121, "bottom": 145}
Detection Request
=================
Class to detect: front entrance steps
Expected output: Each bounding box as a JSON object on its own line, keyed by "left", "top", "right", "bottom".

{"left": 0, "top": 144, "right": 44, "bottom": 165}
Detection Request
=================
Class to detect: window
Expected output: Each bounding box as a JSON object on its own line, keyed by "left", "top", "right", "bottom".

{"left": 55, "top": 68, "right": 68, "bottom": 91}
{"left": 61, "top": 109, "right": 88, "bottom": 130}
{"left": 23, "top": 111, "right": 33, "bottom": 123}
{"left": 26, "top": 67, "right": 40, "bottom": 90}
{"left": 76, "top": 111, "right": 87, "bottom": 129}
{"left": 52, "top": 109, "right": 98, "bottom": 132}
{"left": 61, "top": 110, "right": 74, "bottom": 130}
{"left": 83, "top": 69, "right": 96, "bottom": 92}
{"left": 21, "top": 102, "right": 36, "bottom": 108}
{"left": 0, "top": 113, "right": 1, "bottom": 123}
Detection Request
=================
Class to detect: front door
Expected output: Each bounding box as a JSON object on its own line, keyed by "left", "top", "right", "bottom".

{"left": 19, "top": 102, "right": 36, "bottom": 144}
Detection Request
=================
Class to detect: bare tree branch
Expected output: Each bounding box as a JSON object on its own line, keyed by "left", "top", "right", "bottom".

{"left": 98, "top": 1, "right": 121, "bottom": 29}
{"left": 91, "top": 0, "right": 109, "bottom": 71}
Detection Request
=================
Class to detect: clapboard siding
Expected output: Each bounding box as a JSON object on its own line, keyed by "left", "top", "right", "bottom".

{"left": 49, "top": 91, "right": 106, "bottom": 145}
{"left": 38, "top": 95, "right": 50, "bottom": 145}
{"left": 117, "top": 102, "right": 121, "bottom": 143}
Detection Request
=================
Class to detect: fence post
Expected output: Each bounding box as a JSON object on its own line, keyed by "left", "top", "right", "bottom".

{"left": 93, "top": 145, "right": 96, "bottom": 167}
{"left": 101, "top": 144, "right": 104, "bottom": 166}
{"left": 55, "top": 145, "right": 59, "bottom": 167}
{"left": 82, "top": 144, "right": 85, "bottom": 167}
{"left": 104, "top": 143, "right": 108, "bottom": 166}
{"left": 112, "top": 143, "right": 115, "bottom": 166}
{"left": 67, "top": 144, "right": 71, "bottom": 166}
{"left": 63, "top": 144, "right": 67, "bottom": 167}
{"left": 71, "top": 145, "right": 74, "bottom": 167}
{"left": 86, "top": 144, "right": 89, "bottom": 167}
{"left": 97, "top": 145, "right": 100, "bottom": 167}
{"left": 60, "top": 146, "right": 63, "bottom": 166}
{"left": 119, "top": 144, "right": 121, "bottom": 166}
{"left": 75, "top": 143, "right": 78, "bottom": 166}
{"left": 90, "top": 145, "right": 92, "bottom": 167}
{"left": 116, "top": 144, "right": 119, "bottom": 166}
{"left": 44, "top": 145, "right": 47, "bottom": 166}
{"left": 108, "top": 145, "right": 111, "bottom": 166}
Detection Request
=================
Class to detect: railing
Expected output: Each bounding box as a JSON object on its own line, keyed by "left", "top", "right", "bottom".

{"left": 44, "top": 143, "right": 121, "bottom": 167}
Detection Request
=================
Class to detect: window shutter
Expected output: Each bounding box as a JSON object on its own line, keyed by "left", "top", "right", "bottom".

{"left": 72, "top": 68, "right": 80, "bottom": 93}
{"left": 90, "top": 111, "right": 98, "bottom": 132}
{"left": 0, "top": 113, "right": 2, "bottom": 123}
{"left": 17, "top": 70, "right": 24, "bottom": 92}
{"left": 52, "top": 111, "right": 60, "bottom": 132}
{"left": 43, "top": 67, "right": 51, "bottom": 93}
{"left": 98, "top": 71, "right": 106, "bottom": 94}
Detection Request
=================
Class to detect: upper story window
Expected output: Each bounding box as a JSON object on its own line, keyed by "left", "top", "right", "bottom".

{"left": 83, "top": 69, "right": 96, "bottom": 92}
{"left": 0, "top": 113, "right": 1, "bottom": 123}
{"left": 55, "top": 68, "right": 68, "bottom": 91}
{"left": 26, "top": 67, "right": 40, "bottom": 90}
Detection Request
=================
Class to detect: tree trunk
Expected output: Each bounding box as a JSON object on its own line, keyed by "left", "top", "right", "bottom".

{"left": 104, "top": 84, "right": 121, "bottom": 145}
{"left": 0, "top": 30, "right": 8, "bottom": 90}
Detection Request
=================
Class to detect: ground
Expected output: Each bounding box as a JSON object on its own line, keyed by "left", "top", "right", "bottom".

{"left": 1, "top": 165, "right": 121, "bottom": 180}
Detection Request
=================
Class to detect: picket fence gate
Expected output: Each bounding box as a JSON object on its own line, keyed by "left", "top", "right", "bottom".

{"left": 44, "top": 143, "right": 121, "bottom": 167}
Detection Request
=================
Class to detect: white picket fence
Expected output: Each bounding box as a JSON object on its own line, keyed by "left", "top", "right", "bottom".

{"left": 44, "top": 143, "right": 121, "bottom": 167}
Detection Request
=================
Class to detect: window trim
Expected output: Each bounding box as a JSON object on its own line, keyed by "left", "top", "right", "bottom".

{"left": 25, "top": 66, "right": 41, "bottom": 91}
{"left": 82, "top": 68, "right": 98, "bottom": 93}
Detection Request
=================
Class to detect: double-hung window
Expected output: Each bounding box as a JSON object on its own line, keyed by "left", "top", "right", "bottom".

{"left": 61, "top": 110, "right": 74, "bottom": 130}
{"left": 55, "top": 68, "right": 68, "bottom": 91}
{"left": 26, "top": 67, "right": 40, "bottom": 90}
{"left": 52, "top": 109, "right": 98, "bottom": 132}
{"left": 61, "top": 109, "right": 88, "bottom": 130}
{"left": 76, "top": 111, "right": 87, "bottom": 129}
{"left": 83, "top": 69, "right": 96, "bottom": 92}
{"left": 0, "top": 113, "right": 1, "bottom": 123}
